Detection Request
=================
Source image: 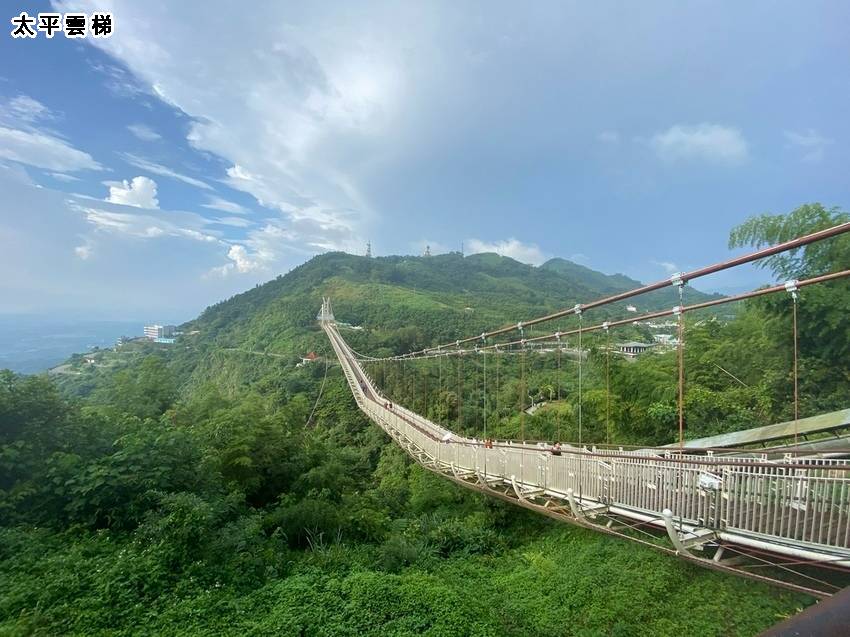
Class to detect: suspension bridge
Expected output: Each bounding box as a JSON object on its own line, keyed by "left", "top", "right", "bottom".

{"left": 319, "top": 223, "right": 850, "bottom": 598}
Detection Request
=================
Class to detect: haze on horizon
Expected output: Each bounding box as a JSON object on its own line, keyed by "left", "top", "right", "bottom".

{"left": 1, "top": 1, "right": 848, "bottom": 320}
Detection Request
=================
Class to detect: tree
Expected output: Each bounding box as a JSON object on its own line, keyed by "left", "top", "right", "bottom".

{"left": 729, "top": 203, "right": 850, "bottom": 279}
{"left": 730, "top": 204, "right": 850, "bottom": 415}
{"left": 98, "top": 355, "right": 177, "bottom": 420}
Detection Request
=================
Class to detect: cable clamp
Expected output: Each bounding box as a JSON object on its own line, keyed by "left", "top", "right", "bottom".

{"left": 573, "top": 304, "right": 582, "bottom": 315}
{"left": 517, "top": 321, "right": 523, "bottom": 331}
{"left": 671, "top": 272, "right": 685, "bottom": 287}
{"left": 785, "top": 279, "right": 799, "bottom": 300}
{"left": 673, "top": 306, "right": 682, "bottom": 316}
{"left": 456, "top": 340, "right": 460, "bottom": 348}
{"left": 480, "top": 332, "right": 487, "bottom": 341}
{"left": 554, "top": 331, "right": 561, "bottom": 340}
{"left": 602, "top": 321, "right": 610, "bottom": 330}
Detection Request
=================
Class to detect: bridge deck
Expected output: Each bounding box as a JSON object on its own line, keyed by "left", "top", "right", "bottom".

{"left": 321, "top": 315, "right": 850, "bottom": 595}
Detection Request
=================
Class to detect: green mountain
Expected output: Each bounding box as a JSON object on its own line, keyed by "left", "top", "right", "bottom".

{"left": 541, "top": 257, "right": 723, "bottom": 308}
{"left": 52, "top": 251, "right": 719, "bottom": 399}
{"left": 541, "top": 257, "right": 642, "bottom": 293}
{"left": 191, "top": 251, "right": 715, "bottom": 351}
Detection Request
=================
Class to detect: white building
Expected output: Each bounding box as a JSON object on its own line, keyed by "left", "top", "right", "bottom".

{"left": 618, "top": 341, "right": 652, "bottom": 357}
{"left": 144, "top": 324, "right": 176, "bottom": 340}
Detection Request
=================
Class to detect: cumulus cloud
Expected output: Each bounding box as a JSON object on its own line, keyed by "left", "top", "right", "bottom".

{"left": 106, "top": 176, "right": 160, "bottom": 208}
{"left": 783, "top": 129, "right": 833, "bottom": 163}
{"left": 127, "top": 123, "right": 162, "bottom": 141}
{"left": 202, "top": 195, "right": 249, "bottom": 214}
{"left": 466, "top": 238, "right": 547, "bottom": 265}
{"left": 649, "top": 123, "right": 748, "bottom": 164}
{"left": 0, "top": 126, "right": 102, "bottom": 172}
{"left": 211, "top": 244, "right": 261, "bottom": 276}
{"left": 120, "top": 153, "right": 211, "bottom": 190}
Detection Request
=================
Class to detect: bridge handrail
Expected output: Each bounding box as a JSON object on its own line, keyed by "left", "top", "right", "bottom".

{"left": 357, "top": 223, "right": 850, "bottom": 361}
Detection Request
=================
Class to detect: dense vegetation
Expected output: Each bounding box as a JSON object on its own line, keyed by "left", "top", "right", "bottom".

{"left": 2, "top": 204, "right": 847, "bottom": 635}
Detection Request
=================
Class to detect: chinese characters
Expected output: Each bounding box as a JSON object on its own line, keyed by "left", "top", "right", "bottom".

{"left": 10, "top": 11, "right": 113, "bottom": 39}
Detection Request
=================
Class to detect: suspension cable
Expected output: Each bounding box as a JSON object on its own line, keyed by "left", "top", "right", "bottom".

{"left": 788, "top": 281, "right": 800, "bottom": 453}
{"left": 306, "top": 354, "right": 330, "bottom": 428}
{"left": 372, "top": 223, "right": 850, "bottom": 359}
{"left": 364, "top": 269, "right": 850, "bottom": 362}
{"left": 578, "top": 310, "right": 583, "bottom": 448}
{"left": 423, "top": 358, "right": 428, "bottom": 418}
{"left": 676, "top": 279, "right": 685, "bottom": 449}
{"left": 495, "top": 345, "right": 501, "bottom": 428}
{"left": 556, "top": 331, "right": 562, "bottom": 442}
{"left": 604, "top": 322, "right": 611, "bottom": 446}
{"left": 482, "top": 341, "right": 487, "bottom": 443}
{"left": 437, "top": 350, "right": 442, "bottom": 425}
{"left": 521, "top": 341, "right": 527, "bottom": 442}
{"left": 457, "top": 348, "right": 463, "bottom": 432}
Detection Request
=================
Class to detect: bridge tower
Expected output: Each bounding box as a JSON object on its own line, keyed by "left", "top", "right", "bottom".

{"left": 316, "top": 297, "right": 335, "bottom": 323}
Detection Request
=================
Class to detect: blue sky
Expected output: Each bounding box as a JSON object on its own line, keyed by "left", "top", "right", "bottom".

{"left": 1, "top": 1, "right": 848, "bottom": 321}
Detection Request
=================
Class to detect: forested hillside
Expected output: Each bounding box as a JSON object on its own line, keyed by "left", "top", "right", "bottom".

{"left": 2, "top": 204, "right": 848, "bottom": 635}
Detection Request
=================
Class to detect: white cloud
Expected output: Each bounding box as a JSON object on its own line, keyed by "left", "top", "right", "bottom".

{"left": 202, "top": 195, "right": 249, "bottom": 214}
{"left": 90, "top": 62, "right": 152, "bottom": 100}
{"left": 0, "top": 170, "right": 259, "bottom": 317}
{"left": 65, "top": 2, "right": 401, "bottom": 253}
{"left": 228, "top": 245, "right": 260, "bottom": 273}
{"left": 106, "top": 176, "right": 160, "bottom": 209}
{"left": 598, "top": 130, "right": 619, "bottom": 144}
{"left": 0, "top": 126, "right": 101, "bottom": 172}
{"left": 120, "top": 153, "right": 211, "bottom": 190}
{"left": 127, "top": 123, "right": 161, "bottom": 141}
{"left": 649, "top": 123, "right": 748, "bottom": 164}
{"left": 6, "top": 95, "right": 52, "bottom": 123}
{"left": 0, "top": 95, "right": 100, "bottom": 173}
{"left": 210, "top": 216, "right": 254, "bottom": 228}
{"left": 651, "top": 259, "right": 678, "bottom": 274}
{"left": 50, "top": 172, "right": 81, "bottom": 182}
{"left": 783, "top": 129, "right": 833, "bottom": 163}
{"left": 73, "top": 201, "right": 221, "bottom": 245}
{"left": 466, "top": 238, "right": 547, "bottom": 265}
{"left": 207, "top": 213, "right": 359, "bottom": 277}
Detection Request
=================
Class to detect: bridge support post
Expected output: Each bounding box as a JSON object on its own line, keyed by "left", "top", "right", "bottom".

{"left": 661, "top": 509, "right": 714, "bottom": 557}
{"left": 662, "top": 509, "right": 693, "bottom": 557}
{"left": 567, "top": 488, "right": 607, "bottom": 521}
{"left": 566, "top": 488, "right": 583, "bottom": 520}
